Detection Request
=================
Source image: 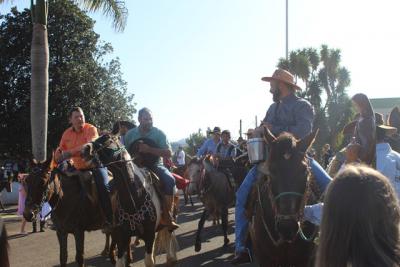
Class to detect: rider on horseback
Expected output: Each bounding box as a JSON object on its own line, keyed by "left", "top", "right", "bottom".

{"left": 124, "top": 107, "right": 179, "bottom": 231}
{"left": 214, "top": 130, "right": 237, "bottom": 191}
{"left": 54, "top": 107, "right": 114, "bottom": 229}
{"left": 231, "top": 69, "right": 332, "bottom": 265}
{"left": 196, "top": 127, "right": 222, "bottom": 157}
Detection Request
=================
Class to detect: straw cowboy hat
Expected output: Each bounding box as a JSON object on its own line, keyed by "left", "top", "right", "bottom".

{"left": 244, "top": 128, "right": 255, "bottom": 136}
{"left": 261, "top": 68, "right": 301, "bottom": 90}
{"left": 377, "top": 124, "right": 397, "bottom": 136}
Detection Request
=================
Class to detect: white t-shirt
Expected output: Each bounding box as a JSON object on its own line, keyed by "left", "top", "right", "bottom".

{"left": 176, "top": 150, "right": 185, "bottom": 166}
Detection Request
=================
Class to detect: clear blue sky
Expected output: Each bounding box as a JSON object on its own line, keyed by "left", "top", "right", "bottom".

{"left": 2, "top": 1, "right": 400, "bottom": 141}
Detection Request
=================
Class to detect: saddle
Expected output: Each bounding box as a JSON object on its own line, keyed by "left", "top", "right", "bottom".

{"left": 57, "top": 165, "right": 113, "bottom": 205}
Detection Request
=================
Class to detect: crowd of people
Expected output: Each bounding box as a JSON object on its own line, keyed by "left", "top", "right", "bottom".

{"left": 1, "top": 68, "right": 400, "bottom": 266}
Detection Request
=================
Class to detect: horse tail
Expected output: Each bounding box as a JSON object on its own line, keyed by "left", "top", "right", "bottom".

{"left": 154, "top": 228, "right": 179, "bottom": 261}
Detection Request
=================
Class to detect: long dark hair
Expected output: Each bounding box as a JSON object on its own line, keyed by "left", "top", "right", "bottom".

{"left": 0, "top": 218, "right": 10, "bottom": 267}
{"left": 352, "top": 93, "right": 374, "bottom": 118}
{"left": 316, "top": 165, "right": 400, "bottom": 267}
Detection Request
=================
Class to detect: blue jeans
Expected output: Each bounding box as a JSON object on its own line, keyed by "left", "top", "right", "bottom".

{"left": 151, "top": 164, "right": 176, "bottom": 196}
{"left": 92, "top": 167, "right": 113, "bottom": 223}
{"left": 234, "top": 158, "right": 331, "bottom": 253}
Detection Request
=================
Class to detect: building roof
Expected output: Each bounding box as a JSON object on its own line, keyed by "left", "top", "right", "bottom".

{"left": 370, "top": 97, "right": 400, "bottom": 110}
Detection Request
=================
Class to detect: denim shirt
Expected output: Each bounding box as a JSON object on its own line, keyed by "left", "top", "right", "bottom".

{"left": 196, "top": 138, "right": 220, "bottom": 157}
{"left": 216, "top": 141, "right": 236, "bottom": 159}
{"left": 376, "top": 142, "right": 400, "bottom": 198}
{"left": 263, "top": 94, "right": 314, "bottom": 139}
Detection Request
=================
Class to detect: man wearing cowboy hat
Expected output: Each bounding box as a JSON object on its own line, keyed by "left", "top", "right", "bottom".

{"left": 196, "top": 126, "right": 222, "bottom": 157}
{"left": 376, "top": 123, "right": 400, "bottom": 198}
{"left": 232, "top": 69, "right": 331, "bottom": 264}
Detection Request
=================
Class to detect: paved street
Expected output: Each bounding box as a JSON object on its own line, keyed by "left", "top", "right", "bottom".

{"left": 2, "top": 195, "right": 256, "bottom": 267}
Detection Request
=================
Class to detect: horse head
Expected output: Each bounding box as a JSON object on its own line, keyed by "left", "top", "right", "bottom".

{"left": 82, "top": 134, "right": 128, "bottom": 167}
{"left": 23, "top": 157, "right": 53, "bottom": 222}
{"left": 186, "top": 157, "right": 203, "bottom": 195}
{"left": 263, "top": 128, "right": 318, "bottom": 242}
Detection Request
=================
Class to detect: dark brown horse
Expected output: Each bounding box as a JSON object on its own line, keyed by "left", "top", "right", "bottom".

{"left": 81, "top": 134, "right": 178, "bottom": 267}
{"left": 23, "top": 158, "right": 108, "bottom": 267}
{"left": 249, "top": 129, "right": 319, "bottom": 267}
{"left": 186, "top": 156, "right": 235, "bottom": 252}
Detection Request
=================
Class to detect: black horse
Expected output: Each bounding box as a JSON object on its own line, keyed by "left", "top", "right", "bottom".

{"left": 249, "top": 129, "right": 320, "bottom": 267}
{"left": 82, "top": 134, "right": 178, "bottom": 267}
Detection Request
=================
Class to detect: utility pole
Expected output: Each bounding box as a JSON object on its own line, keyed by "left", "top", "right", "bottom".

{"left": 239, "top": 119, "right": 242, "bottom": 138}
{"left": 255, "top": 116, "right": 258, "bottom": 128}
{"left": 286, "top": 0, "right": 289, "bottom": 60}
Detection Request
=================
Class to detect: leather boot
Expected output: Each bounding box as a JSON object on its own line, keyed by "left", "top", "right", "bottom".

{"left": 161, "top": 195, "right": 179, "bottom": 231}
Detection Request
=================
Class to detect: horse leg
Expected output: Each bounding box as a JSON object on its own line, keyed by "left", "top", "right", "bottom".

{"left": 101, "top": 232, "right": 110, "bottom": 256}
{"left": 115, "top": 230, "right": 130, "bottom": 267}
{"left": 127, "top": 236, "right": 133, "bottom": 263}
{"left": 74, "top": 230, "right": 85, "bottom": 267}
{"left": 183, "top": 189, "right": 188, "bottom": 205}
{"left": 56, "top": 230, "right": 68, "bottom": 267}
{"left": 0, "top": 199, "right": 4, "bottom": 211}
{"left": 144, "top": 231, "right": 156, "bottom": 267}
{"left": 221, "top": 206, "right": 230, "bottom": 247}
{"left": 109, "top": 232, "right": 117, "bottom": 265}
{"left": 165, "top": 230, "right": 178, "bottom": 267}
{"left": 189, "top": 193, "right": 194, "bottom": 206}
{"left": 195, "top": 209, "right": 208, "bottom": 252}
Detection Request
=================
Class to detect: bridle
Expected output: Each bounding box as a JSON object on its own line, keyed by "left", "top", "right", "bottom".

{"left": 25, "top": 166, "right": 61, "bottom": 218}
{"left": 257, "top": 152, "right": 316, "bottom": 246}
{"left": 88, "top": 135, "right": 157, "bottom": 231}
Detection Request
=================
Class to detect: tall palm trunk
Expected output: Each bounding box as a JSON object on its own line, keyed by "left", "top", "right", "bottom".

{"left": 31, "top": 0, "right": 49, "bottom": 161}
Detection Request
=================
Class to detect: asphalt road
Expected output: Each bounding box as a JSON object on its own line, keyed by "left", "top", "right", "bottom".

{"left": 3, "top": 195, "right": 257, "bottom": 267}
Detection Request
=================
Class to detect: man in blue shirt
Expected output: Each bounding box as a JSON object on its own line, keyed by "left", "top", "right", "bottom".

{"left": 196, "top": 127, "right": 221, "bottom": 157}
{"left": 231, "top": 69, "right": 331, "bottom": 264}
{"left": 215, "top": 130, "right": 237, "bottom": 190}
{"left": 124, "top": 107, "right": 179, "bottom": 230}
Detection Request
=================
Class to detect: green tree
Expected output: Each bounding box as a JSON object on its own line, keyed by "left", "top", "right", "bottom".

{"left": 277, "top": 45, "right": 354, "bottom": 153}
{"left": 0, "top": 2, "right": 135, "bottom": 157}
{"left": 0, "top": 0, "right": 128, "bottom": 162}
{"left": 185, "top": 129, "right": 207, "bottom": 156}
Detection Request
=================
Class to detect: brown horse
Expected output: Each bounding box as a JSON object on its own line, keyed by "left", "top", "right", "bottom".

{"left": 23, "top": 158, "right": 109, "bottom": 267}
{"left": 81, "top": 134, "right": 178, "bottom": 267}
{"left": 249, "top": 129, "right": 319, "bottom": 267}
{"left": 186, "top": 156, "right": 235, "bottom": 252}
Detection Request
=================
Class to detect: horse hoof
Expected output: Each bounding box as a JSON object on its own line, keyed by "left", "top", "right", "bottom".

{"left": 195, "top": 242, "right": 202, "bottom": 252}
{"left": 224, "top": 238, "right": 230, "bottom": 247}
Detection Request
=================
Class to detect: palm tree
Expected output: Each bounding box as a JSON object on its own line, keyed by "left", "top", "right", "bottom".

{"left": 0, "top": 0, "right": 128, "bottom": 161}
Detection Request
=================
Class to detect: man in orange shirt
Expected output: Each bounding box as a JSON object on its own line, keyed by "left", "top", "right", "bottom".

{"left": 55, "top": 107, "right": 113, "bottom": 227}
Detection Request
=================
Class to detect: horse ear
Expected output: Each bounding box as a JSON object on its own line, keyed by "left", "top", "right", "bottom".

{"left": 42, "top": 156, "right": 53, "bottom": 169}
{"left": 263, "top": 126, "right": 276, "bottom": 144}
{"left": 297, "top": 129, "right": 319, "bottom": 153}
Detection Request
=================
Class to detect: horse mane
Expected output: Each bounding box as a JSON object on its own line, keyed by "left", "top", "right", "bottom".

{"left": 268, "top": 132, "right": 298, "bottom": 162}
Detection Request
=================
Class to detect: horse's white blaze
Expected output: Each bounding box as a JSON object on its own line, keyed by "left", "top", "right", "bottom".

{"left": 115, "top": 252, "right": 127, "bottom": 267}
{"left": 144, "top": 252, "right": 155, "bottom": 267}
